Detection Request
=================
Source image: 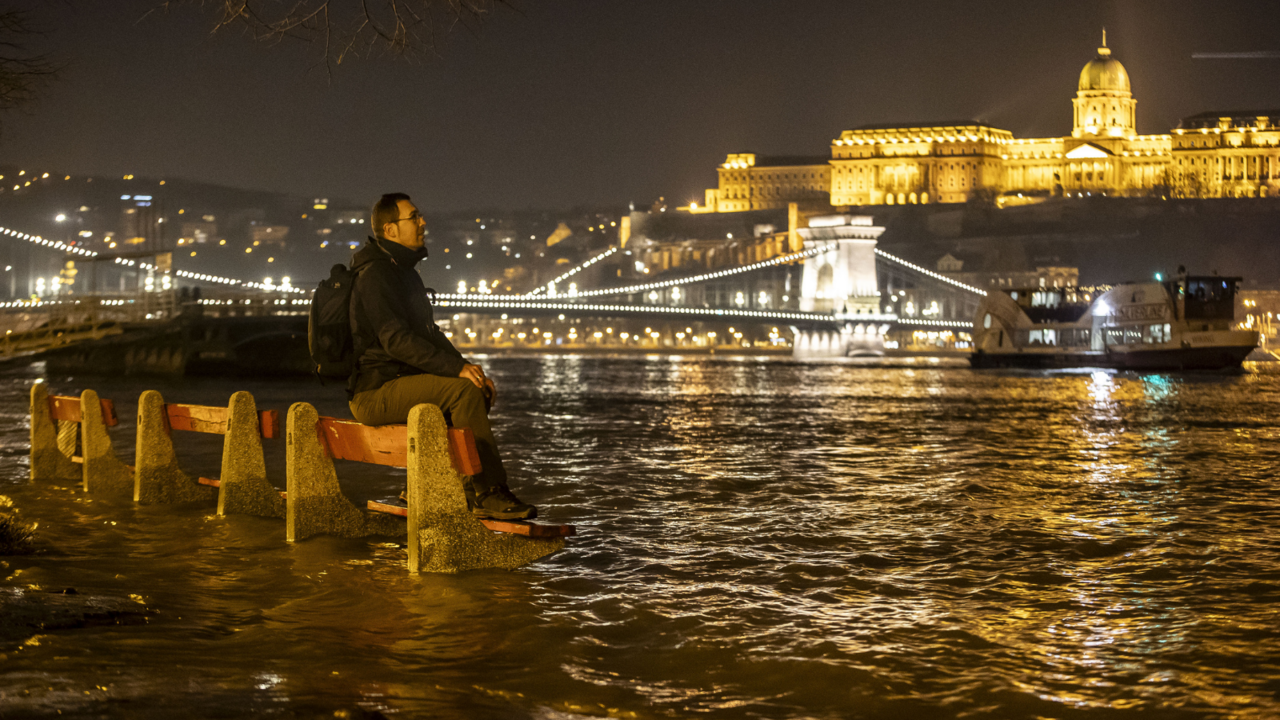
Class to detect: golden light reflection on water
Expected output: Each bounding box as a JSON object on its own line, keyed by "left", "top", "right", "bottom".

{"left": 1, "top": 358, "right": 1278, "bottom": 718}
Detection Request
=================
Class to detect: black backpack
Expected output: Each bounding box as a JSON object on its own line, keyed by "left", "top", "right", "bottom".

{"left": 308, "top": 263, "right": 364, "bottom": 380}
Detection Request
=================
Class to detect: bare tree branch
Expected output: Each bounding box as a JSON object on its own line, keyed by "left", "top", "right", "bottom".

{"left": 159, "top": 0, "right": 515, "bottom": 67}
{"left": 0, "top": 10, "right": 60, "bottom": 121}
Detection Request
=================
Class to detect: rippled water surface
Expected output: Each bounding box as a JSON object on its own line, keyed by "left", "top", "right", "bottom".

{"left": 2, "top": 356, "right": 1279, "bottom": 719}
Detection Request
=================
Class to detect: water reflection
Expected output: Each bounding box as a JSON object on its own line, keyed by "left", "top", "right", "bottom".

{"left": 1, "top": 358, "right": 1278, "bottom": 718}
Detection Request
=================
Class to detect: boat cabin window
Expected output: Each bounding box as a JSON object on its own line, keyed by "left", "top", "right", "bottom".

{"left": 1063, "top": 328, "right": 1092, "bottom": 346}
{"left": 1026, "top": 329, "right": 1059, "bottom": 346}
{"left": 1030, "top": 291, "right": 1061, "bottom": 308}
{"left": 1004, "top": 286, "right": 1093, "bottom": 323}
{"left": 1145, "top": 323, "right": 1172, "bottom": 343}
{"left": 1181, "top": 277, "right": 1240, "bottom": 321}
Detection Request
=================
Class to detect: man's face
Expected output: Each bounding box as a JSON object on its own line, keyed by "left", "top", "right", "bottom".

{"left": 384, "top": 199, "right": 426, "bottom": 250}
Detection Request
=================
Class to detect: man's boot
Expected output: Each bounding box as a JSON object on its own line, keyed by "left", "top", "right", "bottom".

{"left": 468, "top": 477, "right": 537, "bottom": 520}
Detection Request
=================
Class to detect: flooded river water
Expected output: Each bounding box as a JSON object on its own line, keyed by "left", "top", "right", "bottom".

{"left": 1, "top": 356, "right": 1279, "bottom": 719}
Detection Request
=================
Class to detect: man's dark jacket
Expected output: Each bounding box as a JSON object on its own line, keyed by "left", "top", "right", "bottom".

{"left": 347, "top": 236, "right": 466, "bottom": 397}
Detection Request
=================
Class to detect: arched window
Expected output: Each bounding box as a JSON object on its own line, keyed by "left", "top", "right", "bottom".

{"left": 817, "top": 263, "right": 835, "bottom": 297}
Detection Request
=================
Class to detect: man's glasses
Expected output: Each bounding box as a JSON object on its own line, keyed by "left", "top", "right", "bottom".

{"left": 395, "top": 212, "right": 422, "bottom": 223}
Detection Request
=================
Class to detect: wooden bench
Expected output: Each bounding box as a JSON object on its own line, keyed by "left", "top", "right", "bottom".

{"left": 317, "top": 416, "right": 573, "bottom": 539}
{"left": 134, "top": 390, "right": 283, "bottom": 514}
{"left": 286, "top": 402, "right": 571, "bottom": 573}
{"left": 166, "top": 402, "right": 278, "bottom": 491}
{"left": 29, "top": 384, "right": 131, "bottom": 493}
{"left": 47, "top": 394, "right": 119, "bottom": 464}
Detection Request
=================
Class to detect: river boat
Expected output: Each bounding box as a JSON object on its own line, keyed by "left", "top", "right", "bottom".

{"left": 969, "top": 275, "right": 1259, "bottom": 370}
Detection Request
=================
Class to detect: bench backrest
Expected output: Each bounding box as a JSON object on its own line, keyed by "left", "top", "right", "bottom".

{"left": 316, "top": 416, "right": 481, "bottom": 476}
{"left": 164, "top": 404, "right": 279, "bottom": 439}
{"left": 49, "top": 395, "right": 118, "bottom": 427}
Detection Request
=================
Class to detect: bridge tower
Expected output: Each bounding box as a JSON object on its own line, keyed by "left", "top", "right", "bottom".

{"left": 790, "top": 215, "right": 889, "bottom": 357}
{"left": 796, "top": 215, "right": 884, "bottom": 315}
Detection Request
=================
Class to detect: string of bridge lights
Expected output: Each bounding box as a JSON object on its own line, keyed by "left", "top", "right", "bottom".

{"left": 433, "top": 298, "right": 978, "bottom": 328}
{"left": 435, "top": 298, "right": 841, "bottom": 323}
{"left": 527, "top": 246, "right": 619, "bottom": 296}
{"left": 1, "top": 225, "right": 100, "bottom": 258}
{"left": 492, "top": 242, "right": 831, "bottom": 303}
{"left": 575, "top": 243, "right": 829, "bottom": 298}
{"left": 896, "top": 318, "right": 971, "bottom": 329}
{"left": 5, "top": 219, "right": 974, "bottom": 324}
{"left": 874, "top": 249, "right": 987, "bottom": 296}
{"left": 1, "top": 222, "right": 306, "bottom": 294}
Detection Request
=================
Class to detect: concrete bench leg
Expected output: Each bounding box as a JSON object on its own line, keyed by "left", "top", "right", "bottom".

{"left": 81, "top": 389, "right": 134, "bottom": 496}
{"left": 406, "top": 403, "right": 563, "bottom": 573}
{"left": 217, "top": 391, "right": 285, "bottom": 519}
{"left": 134, "top": 390, "right": 218, "bottom": 505}
{"left": 29, "top": 383, "right": 80, "bottom": 483}
{"left": 286, "top": 402, "right": 371, "bottom": 542}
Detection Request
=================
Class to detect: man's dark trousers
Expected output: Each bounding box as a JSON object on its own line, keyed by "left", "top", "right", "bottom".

{"left": 349, "top": 374, "right": 508, "bottom": 491}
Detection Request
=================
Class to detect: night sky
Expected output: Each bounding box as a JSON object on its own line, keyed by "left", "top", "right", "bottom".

{"left": 5, "top": 0, "right": 1280, "bottom": 212}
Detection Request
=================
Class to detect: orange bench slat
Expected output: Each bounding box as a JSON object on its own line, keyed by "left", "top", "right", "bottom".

{"left": 446, "top": 428, "right": 482, "bottom": 476}
{"left": 163, "top": 404, "right": 279, "bottom": 438}
{"left": 259, "top": 410, "right": 280, "bottom": 439}
{"left": 480, "top": 518, "right": 575, "bottom": 538}
{"left": 365, "top": 501, "right": 574, "bottom": 538}
{"left": 48, "top": 395, "right": 118, "bottom": 427}
{"left": 197, "top": 475, "right": 286, "bottom": 498}
{"left": 317, "top": 417, "right": 481, "bottom": 476}
{"left": 165, "top": 404, "right": 229, "bottom": 434}
{"left": 318, "top": 418, "right": 408, "bottom": 466}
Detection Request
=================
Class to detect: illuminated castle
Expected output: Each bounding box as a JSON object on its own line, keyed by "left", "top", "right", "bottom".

{"left": 700, "top": 36, "right": 1280, "bottom": 211}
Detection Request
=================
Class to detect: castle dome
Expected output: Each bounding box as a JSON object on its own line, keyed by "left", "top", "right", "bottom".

{"left": 1078, "top": 45, "right": 1130, "bottom": 93}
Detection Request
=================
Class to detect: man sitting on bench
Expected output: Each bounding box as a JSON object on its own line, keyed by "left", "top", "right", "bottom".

{"left": 347, "top": 192, "right": 536, "bottom": 521}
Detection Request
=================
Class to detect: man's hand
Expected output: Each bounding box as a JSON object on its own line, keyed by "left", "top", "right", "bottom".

{"left": 482, "top": 375, "right": 497, "bottom": 409}
{"left": 460, "top": 363, "right": 497, "bottom": 408}
{"left": 459, "top": 363, "right": 486, "bottom": 388}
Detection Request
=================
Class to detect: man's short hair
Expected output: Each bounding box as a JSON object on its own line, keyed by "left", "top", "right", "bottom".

{"left": 371, "top": 193, "right": 412, "bottom": 238}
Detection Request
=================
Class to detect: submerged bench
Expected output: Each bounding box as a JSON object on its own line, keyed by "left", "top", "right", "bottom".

{"left": 31, "top": 385, "right": 285, "bottom": 510}
{"left": 286, "top": 402, "right": 571, "bottom": 573}
{"left": 31, "top": 383, "right": 570, "bottom": 573}
{"left": 134, "top": 390, "right": 284, "bottom": 516}
{"left": 30, "top": 383, "right": 132, "bottom": 494}
{"left": 31, "top": 383, "right": 117, "bottom": 481}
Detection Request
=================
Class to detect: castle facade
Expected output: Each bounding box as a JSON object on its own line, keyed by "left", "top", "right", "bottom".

{"left": 700, "top": 38, "right": 1280, "bottom": 211}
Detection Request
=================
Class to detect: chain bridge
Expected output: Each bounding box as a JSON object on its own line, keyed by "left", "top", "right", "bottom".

{"left": 433, "top": 215, "right": 983, "bottom": 356}
{"left": 1, "top": 214, "right": 982, "bottom": 370}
